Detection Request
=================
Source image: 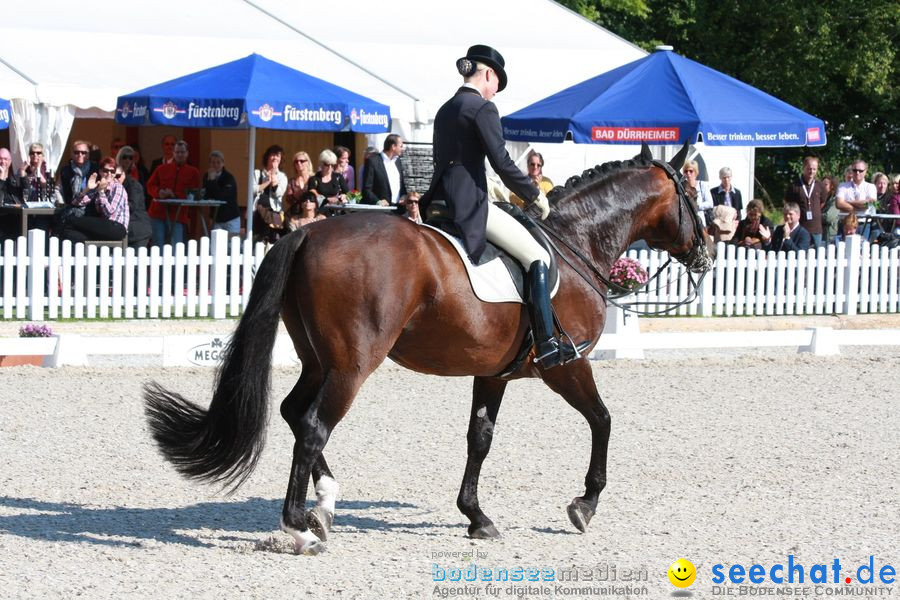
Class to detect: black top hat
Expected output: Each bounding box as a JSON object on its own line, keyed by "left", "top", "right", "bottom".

{"left": 458, "top": 44, "right": 507, "bottom": 92}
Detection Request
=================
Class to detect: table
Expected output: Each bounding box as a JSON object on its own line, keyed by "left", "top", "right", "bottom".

{"left": 321, "top": 203, "right": 398, "bottom": 216}
{"left": 0, "top": 204, "right": 56, "bottom": 238}
{"left": 154, "top": 199, "right": 227, "bottom": 243}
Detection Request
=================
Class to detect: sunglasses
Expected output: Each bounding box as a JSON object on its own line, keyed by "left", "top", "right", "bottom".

{"left": 73, "top": 150, "right": 89, "bottom": 155}
{"left": 684, "top": 169, "right": 695, "bottom": 173}
{"left": 121, "top": 154, "right": 134, "bottom": 160}
{"left": 295, "top": 158, "right": 309, "bottom": 163}
{"left": 852, "top": 169, "right": 866, "bottom": 173}
{"left": 29, "top": 151, "right": 43, "bottom": 156}
{"left": 101, "top": 168, "right": 117, "bottom": 174}
{"left": 528, "top": 162, "right": 543, "bottom": 167}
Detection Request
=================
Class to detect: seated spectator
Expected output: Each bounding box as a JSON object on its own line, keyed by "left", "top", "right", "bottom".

{"left": 284, "top": 151, "right": 313, "bottom": 214}
{"left": 130, "top": 142, "right": 150, "bottom": 187}
{"left": 821, "top": 175, "right": 840, "bottom": 243}
{"left": 762, "top": 201, "right": 811, "bottom": 251}
{"left": 116, "top": 146, "right": 151, "bottom": 249}
{"left": 333, "top": 145, "right": 355, "bottom": 195}
{"left": 309, "top": 149, "right": 349, "bottom": 205}
{"left": 404, "top": 191, "right": 423, "bottom": 224}
{"left": 682, "top": 160, "right": 713, "bottom": 225}
{"left": 835, "top": 212, "right": 859, "bottom": 242}
{"left": 510, "top": 150, "right": 553, "bottom": 209}
{"left": 0, "top": 148, "right": 23, "bottom": 241}
{"left": 57, "top": 157, "right": 129, "bottom": 244}
{"left": 711, "top": 167, "right": 743, "bottom": 214}
{"left": 146, "top": 140, "right": 201, "bottom": 247}
{"left": 708, "top": 205, "right": 738, "bottom": 243}
{"left": 203, "top": 151, "right": 240, "bottom": 234}
{"left": 285, "top": 190, "right": 326, "bottom": 231}
{"left": 19, "top": 143, "right": 59, "bottom": 204}
{"left": 55, "top": 140, "right": 98, "bottom": 229}
{"left": 873, "top": 172, "right": 891, "bottom": 212}
{"left": 734, "top": 200, "right": 774, "bottom": 251}
{"left": 252, "top": 144, "right": 288, "bottom": 243}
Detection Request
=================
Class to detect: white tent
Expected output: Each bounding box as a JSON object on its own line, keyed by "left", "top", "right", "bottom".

{"left": 0, "top": 0, "right": 753, "bottom": 200}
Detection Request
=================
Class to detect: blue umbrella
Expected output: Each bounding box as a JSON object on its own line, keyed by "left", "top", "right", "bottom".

{"left": 116, "top": 53, "right": 392, "bottom": 236}
{"left": 502, "top": 48, "right": 825, "bottom": 147}
{"left": 116, "top": 53, "right": 390, "bottom": 133}
{"left": 0, "top": 97, "right": 10, "bottom": 130}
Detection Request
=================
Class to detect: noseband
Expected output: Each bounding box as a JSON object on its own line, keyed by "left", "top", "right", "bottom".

{"left": 649, "top": 159, "right": 713, "bottom": 274}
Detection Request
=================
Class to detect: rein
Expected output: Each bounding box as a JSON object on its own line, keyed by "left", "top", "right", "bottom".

{"left": 530, "top": 159, "right": 710, "bottom": 316}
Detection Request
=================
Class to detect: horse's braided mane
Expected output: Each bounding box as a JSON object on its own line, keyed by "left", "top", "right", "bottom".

{"left": 547, "top": 157, "right": 654, "bottom": 204}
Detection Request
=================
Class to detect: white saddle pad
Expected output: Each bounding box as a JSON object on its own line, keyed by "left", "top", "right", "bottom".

{"left": 421, "top": 223, "right": 558, "bottom": 304}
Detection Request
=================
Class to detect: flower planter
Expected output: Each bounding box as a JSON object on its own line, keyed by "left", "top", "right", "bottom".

{"left": 0, "top": 354, "right": 45, "bottom": 367}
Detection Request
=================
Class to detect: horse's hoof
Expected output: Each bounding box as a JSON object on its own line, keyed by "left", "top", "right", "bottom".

{"left": 567, "top": 498, "right": 595, "bottom": 533}
{"left": 298, "top": 539, "right": 327, "bottom": 556}
{"left": 306, "top": 507, "right": 333, "bottom": 541}
{"left": 468, "top": 523, "right": 501, "bottom": 539}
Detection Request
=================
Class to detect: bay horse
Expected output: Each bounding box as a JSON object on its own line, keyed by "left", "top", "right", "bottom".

{"left": 144, "top": 144, "right": 713, "bottom": 555}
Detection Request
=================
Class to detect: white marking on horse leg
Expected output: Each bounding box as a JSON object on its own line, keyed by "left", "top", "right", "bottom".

{"left": 476, "top": 406, "right": 487, "bottom": 418}
{"left": 280, "top": 518, "right": 325, "bottom": 555}
{"left": 315, "top": 475, "right": 339, "bottom": 515}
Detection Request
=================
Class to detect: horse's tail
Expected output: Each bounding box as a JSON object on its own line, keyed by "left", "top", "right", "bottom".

{"left": 143, "top": 229, "right": 308, "bottom": 490}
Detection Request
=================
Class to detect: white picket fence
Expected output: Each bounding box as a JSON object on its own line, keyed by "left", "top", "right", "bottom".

{"left": 0, "top": 231, "right": 898, "bottom": 321}
{"left": 623, "top": 235, "right": 899, "bottom": 317}
{"left": 1, "top": 229, "right": 266, "bottom": 320}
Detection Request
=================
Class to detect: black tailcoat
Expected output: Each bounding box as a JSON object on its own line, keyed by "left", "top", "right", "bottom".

{"left": 422, "top": 87, "right": 537, "bottom": 261}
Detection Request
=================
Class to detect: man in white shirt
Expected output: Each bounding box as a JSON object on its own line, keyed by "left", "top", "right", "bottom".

{"left": 836, "top": 159, "right": 879, "bottom": 239}
{"left": 362, "top": 134, "right": 407, "bottom": 206}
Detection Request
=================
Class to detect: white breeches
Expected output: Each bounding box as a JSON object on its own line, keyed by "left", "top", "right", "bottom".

{"left": 485, "top": 202, "right": 551, "bottom": 269}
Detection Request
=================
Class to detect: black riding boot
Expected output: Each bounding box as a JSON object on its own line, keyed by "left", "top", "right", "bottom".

{"left": 526, "top": 260, "right": 589, "bottom": 369}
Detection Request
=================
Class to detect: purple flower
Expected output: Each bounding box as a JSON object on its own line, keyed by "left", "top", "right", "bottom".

{"left": 18, "top": 323, "right": 54, "bottom": 338}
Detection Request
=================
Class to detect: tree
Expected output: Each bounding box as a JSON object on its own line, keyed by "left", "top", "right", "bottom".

{"left": 557, "top": 0, "right": 899, "bottom": 199}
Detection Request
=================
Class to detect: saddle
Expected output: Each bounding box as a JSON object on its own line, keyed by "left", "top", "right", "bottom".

{"left": 424, "top": 201, "right": 559, "bottom": 303}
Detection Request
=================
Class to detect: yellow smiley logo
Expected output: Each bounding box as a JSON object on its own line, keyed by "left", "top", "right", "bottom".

{"left": 668, "top": 558, "right": 697, "bottom": 588}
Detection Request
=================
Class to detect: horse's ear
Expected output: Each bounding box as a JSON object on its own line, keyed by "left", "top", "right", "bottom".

{"left": 669, "top": 141, "right": 690, "bottom": 171}
{"left": 640, "top": 143, "right": 652, "bottom": 161}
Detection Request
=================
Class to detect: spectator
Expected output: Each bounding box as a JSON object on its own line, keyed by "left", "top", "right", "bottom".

{"left": 130, "top": 142, "right": 151, "bottom": 186}
{"left": 708, "top": 204, "right": 738, "bottom": 243}
{"left": 309, "top": 149, "right": 349, "bottom": 205}
{"left": 333, "top": 146, "right": 355, "bottom": 194}
{"left": 203, "top": 150, "right": 240, "bottom": 234}
{"left": 510, "top": 151, "right": 553, "bottom": 208}
{"left": 784, "top": 155, "right": 826, "bottom": 246}
{"left": 0, "top": 148, "right": 23, "bottom": 241}
{"left": 116, "top": 146, "right": 151, "bottom": 249}
{"left": 150, "top": 134, "right": 177, "bottom": 173}
{"left": 682, "top": 159, "right": 713, "bottom": 224}
{"left": 836, "top": 212, "right": 859, "bottom": 242}
{"left": 362, "top": 134, "right": 406, "bottom": 206}
{"left": 57, "top": 156, "right": 128, "bottom": 244}
{"left": 761, "top": 201, "right": 811, "bottom": 252}
{"left": 836, "top": 160, "right": 878, "bottom": 239}
{"left": 88, "top": 143, "right": 102, "bottom": 166}
{"left": 888, "top": 175, "right": 900, "bottom": 234}
{"left": 404, "top": 191, "right": 423, "bottom": 224}
{"left": 284, "top": 151, "right": 313, "bottom": 216}
{"left": 843, "top": 166, "right": 853, "bottom": 182}
{"left": 821, "top": 175, "right": 840, "bottom": 243}
{"left": 734, "top": 199, "right": 774, "bottom": 250}
{"left": 18, "top": 143, "right": 56, "bottom": 203}
{"left": 252, "top": 144, "right": 288, "bottom": 243}
{"left": 285, "top": 190, "right": 326, "bottom": 231}
{"left": 146, "top": 140, "right": 201, "bottom": 247}
{"left": 357, "top": 145, "right": 378, "bottom": 191}
{"left": 711, "top": 167, "right": 743, "bottom": 214}
{"left": 56, "top": 140, "right": 99, "bottom": 229}
{"left": 872, "top": 172, "right": 890, "bottom": 212}
{"left": 110, "top": 137, "right": 125, "bottom": 157}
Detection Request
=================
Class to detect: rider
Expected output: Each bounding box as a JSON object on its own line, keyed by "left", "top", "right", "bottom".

{"left": 422, "top": 44, "right": 587, "bottom": 369}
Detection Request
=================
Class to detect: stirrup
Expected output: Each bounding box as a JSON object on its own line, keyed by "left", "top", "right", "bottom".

{"left": 533, "top": 337, "right": 591, "bottom": 369}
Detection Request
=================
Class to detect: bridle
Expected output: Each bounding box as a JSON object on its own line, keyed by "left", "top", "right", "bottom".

{"left": 531, "top": 159, "right": 712, "bottom": 316}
